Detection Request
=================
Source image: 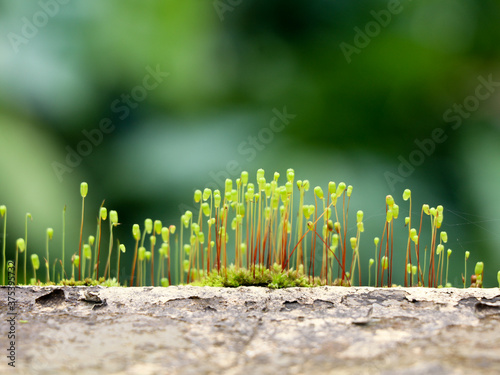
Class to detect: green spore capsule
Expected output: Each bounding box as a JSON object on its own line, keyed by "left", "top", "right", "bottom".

{"left": 83, "top": 244, "right": 91, "bottom": 259}
{"left": 386, "top": 195, "right": 394, "bottom": 207}
{"left": 194, "top": 190, "right": 202, "bottom": 203}
{"left": 314, "top": 186, "right": 324, "bottom": 199}
{"left": 436, "top": 244, "right": 444, "bottom": 255}
{"left": 350, "top": 237, "right": 357, "bottom": 249}
{"left": 110, "top": 210, "right": 118, "bottom": 225}
{"left": 17, "top": 238, "right": 25, "bottom": 252}
{"left": 381, "top": 256, "right": 388, "bottom": 270}
{"left": 100, "top": 207, "right": 107, "bottom": 220}
{"left": 145, "top": 218, "right": 153, "bottom": 234}
{"left": 132, "top": 224, "right": 141, "bottom": 240}
{"left": 336, "top": 182, "right": 346, "bottom": 197}
{"left": 403, "top": 189, "right": 411, "bottom": 201}
{"left": 257, "top": 168, "right": 265, "bottom": 181}
{"left": 241, "top": 171, "right": 248, "bottom": 185}
{"left": 31, "top": 254, "right": 40, "bottom": 270}
{"left": 475, "top": 261, "right": 484, "bottom": 275}
{"left": 392, "top": 204, "right": 399, "bottom": 219}
{"left": 80, "top": 182, "right": 88, "bottom": 198}
{"left": 357, "top": 210, "right": 363, "bottom": 223}
{"left": 203, "top": 188, "right": 212, "bottom": 201}
{"left": 201, "top": 203, "right": 210, "bottom": 217}
{"left": 138, "top": 247, "right": 146, "bottom": 261}
{"left": 440, "top": 231, "right": 448, "bottom": 243}
{"left": 328, "top": 181, "right": 336, "bottom": 194}
{"left": 347, "top": 185, "right": 353, "bottom": 197}
{"left": 225, "top": 178, "right": 233, "bottom": 194}
{"left": 154, "top": 220, "right": 162, "bottom": 235}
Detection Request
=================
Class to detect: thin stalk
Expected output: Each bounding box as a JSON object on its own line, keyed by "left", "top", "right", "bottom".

{"left": 417, "top": 208, "right": 424, "bottom": 285}
{"left": 78, "top": 194, "right": 85, "bottom": 281}
{"left": 45, "top": 231, "right": 51, "bottom": 283}
{"left": 423, "top": 246, "right": 428, "bottom": 287}
{"left": 179, "top": 216, "right": 184, "bottom": 283}
{"left": 377, "top": 221, "right": 387, "bottom": 287}
{"left": 156, "top": 251, "right": 162, "bottom": 287}
{"left": 368, "top": 261, "right": 372, "bottom": 287}
{"left": 150, "top": 236, "right": 155, "bottom": 286}
{"left": 389, "top": 220, "right": 394, "bottom": 286}
{"left": 92, "top": 221, "right": 99, "bottom": 279}
{"left": 24, "top": 213, "right": 32, "bottom": 285}
{"left": 296, "top": 187, "right": 305, "bottom": 268}
{"left": 445, "top": 252, "right": 450, "bottom": 286}
{"left": 116, "top": 241, "right": 122, "bottom": 284}
{"left": 52, "top": 259, "right": 57, "bottom": 283}
{"left": 96, "top": 217, "right": 103, "bottom": 279}
{"left": 130, "top": 237, "right": 140, "bottom": 287}
{"left": 464, "top": 254, "right": 467, "bottom": 288}
{"left": 62, "top": 206, "right": 65, "bottom": 282}
{"left": 404, "top": 198, "right": 412, "bottom": 287}
{"left": 104, "top": 220, "right": 114, "bottom": 280}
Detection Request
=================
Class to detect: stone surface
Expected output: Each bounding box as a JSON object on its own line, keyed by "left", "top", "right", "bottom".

{"left": 1, "top": 286, "right": 500, "bottom": 374}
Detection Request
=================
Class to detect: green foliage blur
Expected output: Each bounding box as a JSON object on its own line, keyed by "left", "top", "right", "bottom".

{"left": 1, "top": 0, "right": 499, "bottom": 286}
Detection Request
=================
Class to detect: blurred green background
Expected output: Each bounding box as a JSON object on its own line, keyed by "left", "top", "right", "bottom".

{"left": 1, "top": 0, "right": 499, "bottom": 286}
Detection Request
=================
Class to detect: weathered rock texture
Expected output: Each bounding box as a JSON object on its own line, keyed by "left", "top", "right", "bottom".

{"left": 1, "top": 286, "right": 500, "bottom": 374}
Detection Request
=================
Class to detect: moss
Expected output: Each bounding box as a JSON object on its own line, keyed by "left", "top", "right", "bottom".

{"left": 33, "top": 277, "right": 121, "bottom": 287}
{"left": 191, "top": 263, "right": 315, "bottom": 288}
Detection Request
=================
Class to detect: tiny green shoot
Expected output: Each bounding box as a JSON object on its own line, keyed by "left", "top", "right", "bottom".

{"left": 24, "top": 213, "right": 32, "bottom": 285}
{"left": 31, "top": 254, "right": 39, "bottom": 284}
{"left": 46, "top": 228, "right": 53, "bottom": 283}
{"left": 78, "top": 182, "right": 88, "bottom": 280}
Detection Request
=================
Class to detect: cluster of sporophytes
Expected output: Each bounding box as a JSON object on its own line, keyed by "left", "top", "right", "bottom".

{"left": 1, "top": 169, "right": 499, "bottom": 288}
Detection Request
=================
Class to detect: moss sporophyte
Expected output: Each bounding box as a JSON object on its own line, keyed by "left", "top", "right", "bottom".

{"left": 0, "top": 169, "right": 499, "bottom": 288}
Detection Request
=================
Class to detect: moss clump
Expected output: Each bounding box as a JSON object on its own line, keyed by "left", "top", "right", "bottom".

{"left": 191, "top": 263, "right": 317, "bottom": 288}
{"left": 36, "top": 277, "right": 121, "bottom": 287}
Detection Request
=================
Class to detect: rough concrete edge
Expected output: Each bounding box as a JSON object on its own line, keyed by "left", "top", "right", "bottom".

{"left": 3, "top": 285, "right": 500, "bottom": 306}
